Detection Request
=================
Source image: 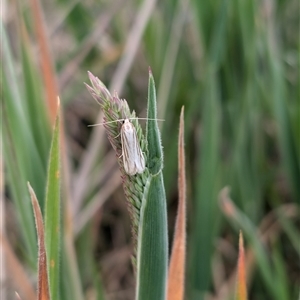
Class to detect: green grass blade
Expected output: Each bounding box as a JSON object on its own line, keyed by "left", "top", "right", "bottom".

{"left": 135, "top": 71, "right": 168, "bottom": 300}
{"left": 208, "top": 0, "right": 229, "bottom": 66}
{"left": 20, "top": 25, "right": 51, "bottom": 166}
{"left": 269, "top": 55, "right": 300, "bottom": 202}
{"left": 44, "top": 104, "right": 61, "bottom": 300}
{"left": 2, "top": 20, "right": 37, "bottom": 264}
{"left": 189, "top": 69, "right": 221, "bottom": 299}
{"left": 272, "top": 246, "right": 290, "bottom": 300}
{"left": 146, "top": 69, "right": 163, "bottom": 174}
{"left": 76, "top": 226, "right": 105, "bottom": 300}
{"left": 277, "top": 210, "right": 300, "bottom": 256}
{"left": 2, "top": 17, "right": 49, "bottom": 204}
{"left": 136, "top": 174, "right": 168, "bottom": 300}
{"left": 60, "top": 241, "right": 85, "bottom": 300}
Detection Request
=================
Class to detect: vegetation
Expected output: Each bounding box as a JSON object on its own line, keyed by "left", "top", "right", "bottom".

{"left": 2, "top": 0, "right": 299, "bottom": 299}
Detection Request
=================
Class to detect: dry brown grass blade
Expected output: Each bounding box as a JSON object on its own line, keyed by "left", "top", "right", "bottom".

{"left": 213, "top": 188, "right": 298, "bottom": 300}
{"left": 236, "top": 232, "right": 247, "bottom": 300}
{"left": 167, "top": 106, "right": 186, "bottom": 300}
{"left": 0, "top": 233, "right": 36, "bottom": 300}
{"left": 29, "top": 0, "right": 58, "bottom": 124}
{"left": 27, "top": 183, "right": 50, "bottom": 300}
{"left": 73, "top": 0, "right": 158, "bottom": 214}
{"left": 109, "top": 0, "right": 158, "bottom": 93}
{"left": 59, "top": 0, "right": 122, "bottom": 89}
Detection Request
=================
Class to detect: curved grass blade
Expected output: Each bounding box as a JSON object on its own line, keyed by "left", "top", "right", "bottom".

{"left": 28, "top": 183, "right": 50, "bottom": 300}
{"left": 167, "top": 107, "right": 186, "bottom": 300}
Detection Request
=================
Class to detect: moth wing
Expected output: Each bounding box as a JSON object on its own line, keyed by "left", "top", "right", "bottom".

{"left": 135, "top": 140, "right": 145, "bottom": 174}
{"left": 121, "top": 124, "right": 138, "bottom": 175}
{"left": 129, "top": 125, "right": 145, "bottom": 174}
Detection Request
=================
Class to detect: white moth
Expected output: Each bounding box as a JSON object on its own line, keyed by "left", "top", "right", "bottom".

{"left": 89, "top": 117, "right": 163, "bottom": 176}
{"left": 120, "top": 119, "right": 145, "bottom": 175}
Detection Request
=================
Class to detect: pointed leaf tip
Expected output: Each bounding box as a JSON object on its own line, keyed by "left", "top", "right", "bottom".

{"left": 28, "top": 182, "right": 51, "bottom": 300}
{"left": 146, "top": 72, "right": 163, "bottom": 174}
{"left": 239, "top": 231, "right": 244, "bottom": 252}
{"left": 167, "top": 107, "right": 186, "bottom": 300}
{"left": 148, "top": 66, "right": 152, "bottom": 75}
{"left": 180, "top": 106, "right": 184, "bottom": 123}
{"left": 219, "top": 187, "right": 236, "bottom": 217}
{"left": 236, "top": 231, "right": 247, "bottom": 300}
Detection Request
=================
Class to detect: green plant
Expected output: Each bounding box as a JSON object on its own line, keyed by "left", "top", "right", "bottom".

{"left": 2, "top": 0, "right": 298, "bottom": 299}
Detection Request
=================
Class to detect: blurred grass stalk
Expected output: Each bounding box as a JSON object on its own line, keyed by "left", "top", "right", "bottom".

{"left": 220, "top": 187, "right": 292, "bottom": 300}
{"left": 2, "top": 17, "right": 47, "bottom": 266}
{"left": 2, "top": 3, "right": 84, "bottom": 299}
{"left": 186, "top": 0, "right": 299, "bottom": 297}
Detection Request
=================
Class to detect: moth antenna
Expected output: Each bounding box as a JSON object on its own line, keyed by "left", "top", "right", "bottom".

{"left": 88, "top": 117, "right": 164, "bottom": 127}
{"left": 129, "top": 117, "right": 165, "bottom": 122}
{"left": 88, "top": 119, "right": 125, "bottom": 127}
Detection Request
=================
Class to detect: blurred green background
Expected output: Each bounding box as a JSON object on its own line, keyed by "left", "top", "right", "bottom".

{"left": 2, "top": 0, "right": 299, "bottom": 299}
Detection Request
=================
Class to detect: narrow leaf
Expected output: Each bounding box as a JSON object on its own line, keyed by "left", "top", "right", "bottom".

{"left": 136, "top": 175, "right": 168, "bottom": 300}
{"left": 44, "top": 101, "right": 61, "bottom": 299}
{"left": 28, "top": 182, "right": 50, "bottom": 300}
{"left": 146, "top": 68, "right": 163, "bottom": 174}
{"left": 29, "top": 0, "right": 58, "bottom": 124}
{"left": 235, "top": 231, "right": 247, "bottom": 300}
{"left": 190, "top": 69, "right": 220, "bottom": 295}
{"left": 136, "top": 71, "right": 168, "bottom": 300}
{"left": 2, "top": 20, "right": 38, "bottom": 262}
{"left": 18, "top": 13, "right": 51, "bottom": 162}
{"left": 167, "top": 106, "right": 186, "bottom": 300}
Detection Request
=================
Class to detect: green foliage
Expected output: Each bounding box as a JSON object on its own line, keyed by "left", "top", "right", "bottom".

{"left": 44, "top": 108, "right": 61, "bottom": 300}
{"left": 146, "top": 71, "right": 164, "bottom": 174}
{"left": 87, "top": 72, "right": 168, "bottom": 299}
{"left": 190, "top": 69, "right": 221, "bottom": 297}
{"left": 3, "top": 0, "right": 298, "bottom": 299}
{"left": 2, "top": 18, "right": 50, "bottom": 265}
{"left": 135, "top": 73, "right": 168, "bottom": 300}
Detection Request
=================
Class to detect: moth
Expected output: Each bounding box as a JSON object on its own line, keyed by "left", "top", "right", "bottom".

{"left": 120, "top": 119, "right": 145, "bottom": 175}
{"left": 89, "top": 117, "right": 163, "bottom": 176}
